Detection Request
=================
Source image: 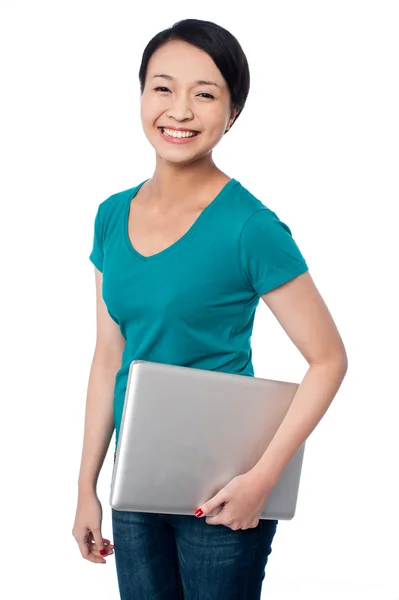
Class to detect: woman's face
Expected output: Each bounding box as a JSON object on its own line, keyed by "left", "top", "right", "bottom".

{"left": 140, "top": 39, "right": 237, "bottom": 164}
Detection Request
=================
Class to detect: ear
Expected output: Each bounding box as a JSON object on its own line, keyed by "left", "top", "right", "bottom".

{"left": 227, "top": 107, "right": 240, "bottom": 130}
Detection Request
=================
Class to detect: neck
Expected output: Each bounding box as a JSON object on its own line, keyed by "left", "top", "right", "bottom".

{"left": 146, "top": 156, "right": 227, "bottom": 207}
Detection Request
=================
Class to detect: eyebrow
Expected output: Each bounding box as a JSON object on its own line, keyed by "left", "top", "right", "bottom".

{"left": 151, "top": 74, "right": 220, "bottom": 88}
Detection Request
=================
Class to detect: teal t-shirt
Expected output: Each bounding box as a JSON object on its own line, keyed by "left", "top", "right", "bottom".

{"left": 89, "top": 178, "right": 309, "bottom": 452}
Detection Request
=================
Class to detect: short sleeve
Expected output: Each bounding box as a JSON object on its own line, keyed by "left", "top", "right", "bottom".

{"left": 239, "top": 208, "right": 309, "bottom": 296}
{"left": 89, "top": 204, "right": 104, "bottom": 272}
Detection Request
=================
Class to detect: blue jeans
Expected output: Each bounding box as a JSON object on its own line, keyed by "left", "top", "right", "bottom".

{"left": 111, "top": 468, "right": 278, "bottom": 599}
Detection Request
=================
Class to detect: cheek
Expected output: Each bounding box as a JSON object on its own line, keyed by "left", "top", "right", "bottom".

{"left": 141, "top": 100, "right": 168, "bottom": 129}
{"left": 141, "top": 113, "right": 158, "bottom": 138}
{"left": 201, "top": 102, "right": 229, "bottom": 126}
{"left": 206, "top": 111, "right": 229, "bottom": 134}
{"left": 140, "top": 100, "right": 153, "bottom": 123}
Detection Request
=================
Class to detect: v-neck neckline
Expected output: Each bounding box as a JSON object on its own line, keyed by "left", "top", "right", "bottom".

{"left": 124, "top": 178, "right": 238, "bottom": 262}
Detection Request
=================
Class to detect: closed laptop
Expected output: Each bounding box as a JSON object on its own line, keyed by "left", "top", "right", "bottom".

{"left": 110, "top": 360, "right": 305, "bottom": 520}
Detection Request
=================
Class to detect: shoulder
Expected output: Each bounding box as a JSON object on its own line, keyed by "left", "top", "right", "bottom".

{"left": 95, "top": 180, "right": 147, "bottom": 228}
{"left": 230, "top": 179, "right": 292, "bottom": 234}
{"left": 232, "top": 181, "right": 308, "bottom": 294}
{"left": 97, "top": 180, "right": 145, "bottom": 214}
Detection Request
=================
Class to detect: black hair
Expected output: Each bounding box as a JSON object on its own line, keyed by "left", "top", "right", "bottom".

{"left": 138, "top": 18, "right": 250, "bottom": 133}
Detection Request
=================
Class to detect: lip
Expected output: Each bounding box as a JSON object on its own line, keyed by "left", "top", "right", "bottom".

{"left": 158, "top": 126, "right": 201, "bottom": 145}
{"left": 158, "top": 126, "right": 200, "bottom": 133}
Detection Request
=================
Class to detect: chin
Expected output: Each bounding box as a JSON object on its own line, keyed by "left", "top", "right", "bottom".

{"left": 157, "top": 152, "right": 200, "bottom": 165}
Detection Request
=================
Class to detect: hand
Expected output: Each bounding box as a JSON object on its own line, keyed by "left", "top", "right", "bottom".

{"left": 72, "top": 491, "right": 114, "bottom": 563}
{"left": 194, "top": 470, "right": 271, "bottom": 530}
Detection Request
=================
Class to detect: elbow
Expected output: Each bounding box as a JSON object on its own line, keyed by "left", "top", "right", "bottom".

{"left": 311, "top": 346, "right": 349, "bottom": 374}
{"left": 336, "top": 343, "right": 349, "bottom": 374}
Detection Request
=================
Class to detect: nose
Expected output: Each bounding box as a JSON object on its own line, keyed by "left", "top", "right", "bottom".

{"left": 166, "top": 93, "right": 194, "bottom": 122}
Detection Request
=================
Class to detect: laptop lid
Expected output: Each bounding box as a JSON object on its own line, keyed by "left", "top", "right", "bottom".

{"left": 110, "top": 360, "right": 305, "bottom": 520}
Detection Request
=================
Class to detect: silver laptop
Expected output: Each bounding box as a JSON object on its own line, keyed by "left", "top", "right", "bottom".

{"left": 110, "top": 360, "right": 306, "bottom": 520}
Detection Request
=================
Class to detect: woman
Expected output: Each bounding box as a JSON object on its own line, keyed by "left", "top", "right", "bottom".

{"left": 72, "top": 18, "right": 348, "bottom": 599}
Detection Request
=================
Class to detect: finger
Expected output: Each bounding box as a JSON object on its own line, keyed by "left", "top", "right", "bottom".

{"left": 89, "top": 539, "right": 114, "bottom": 555}
{"left": 205, "top": 516, "right": 226, "bottom": 526}
{"left": 77, "top": 536, "right": 103, "bottom": 563}
{"left": 205, "top": 512, "right": 225, "bottom": 524}
{"left": 87, "top": 532, "right": 114, "bottom": 556}
{"left": 76, "top": 537, "right": 90, "bottom": 559}
{"left": 196, "top": 490, "right": 228, "bottom": 517}
{"left": 205, "top": 503, "right": 230, "bottom": 526}
{"left": 91, "top": 527, "right": 106, "bottom": 555}
{"left": 91, "top": 545, "right": 114, "bottom": 558}
{"left": 87, "top": 531, "right": 114, "bottom": 548}
{"left": 208, "top": 505, "right": 224, "bottom": 517}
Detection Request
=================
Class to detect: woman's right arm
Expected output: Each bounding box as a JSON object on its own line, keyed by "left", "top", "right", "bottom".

{"left": 77, "top": 266, "right": 125, "bottom": 495}
{"left": 73, "top": 266, "right": 125, "bottom": 563}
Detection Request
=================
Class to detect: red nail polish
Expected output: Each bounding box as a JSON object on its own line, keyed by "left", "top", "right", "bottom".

{"left": 194, "top": 508, "right": 203, "bottom": 517}
{"left": 100, "top": 549, "right": 106, "bottom": 556}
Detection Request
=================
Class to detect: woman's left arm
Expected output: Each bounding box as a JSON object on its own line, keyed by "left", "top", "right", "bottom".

{"left": 251, "top": 270, "right": 348, "bottom": 490}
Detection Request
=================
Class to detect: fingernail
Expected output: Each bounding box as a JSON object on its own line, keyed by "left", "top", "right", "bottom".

{"left": 100, "top": 549, "right": 106, "bottom": 556}
{"left": 194, "top": 508, "right": 203, "bottom": 517}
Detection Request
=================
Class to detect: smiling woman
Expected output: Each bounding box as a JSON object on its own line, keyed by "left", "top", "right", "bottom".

{"left": 138, "top": 37, "right": 245, "bottom": 161}
{"left": 73, "top": 17, "right": 347, "bottom": 600}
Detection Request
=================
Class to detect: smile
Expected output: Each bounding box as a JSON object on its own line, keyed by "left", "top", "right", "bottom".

{"left": 160, "top": 127, "right": 199, "bottom": 138}
{"left": 158, "top": 127, "right": 201, "bottom": 144}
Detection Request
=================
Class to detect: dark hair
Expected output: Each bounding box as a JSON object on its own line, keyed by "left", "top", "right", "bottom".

{"left": 138, "top": 19, "right": 250, "bottom": 133}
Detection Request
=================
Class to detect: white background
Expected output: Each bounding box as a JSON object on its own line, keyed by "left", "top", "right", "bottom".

{"left": 1, "top": 1, "right": 398, "bottom": 598}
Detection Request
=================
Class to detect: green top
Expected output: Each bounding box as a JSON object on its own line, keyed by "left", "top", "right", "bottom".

{"left": 89, "top": 178, "right": 309, "bottom": 452}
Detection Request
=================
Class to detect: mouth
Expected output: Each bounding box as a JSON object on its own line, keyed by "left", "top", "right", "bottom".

{"left": 158, "top": 126, "right": 200, "bottom": 139}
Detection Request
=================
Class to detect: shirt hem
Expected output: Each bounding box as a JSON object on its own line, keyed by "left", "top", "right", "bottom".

{"left": 256, "top": 262, "right": 309, "bottom": 296}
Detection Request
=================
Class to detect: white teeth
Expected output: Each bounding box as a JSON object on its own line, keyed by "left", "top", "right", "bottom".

{"left": 162, "top": 128, "right": 198, "bottom": 138}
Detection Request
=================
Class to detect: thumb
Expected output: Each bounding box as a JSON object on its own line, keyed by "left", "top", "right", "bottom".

{"left": 194, "top": 488, "right": 227, "bottom": 518}
{"left": 91, "top": 527, "right": 105, "bottom": 555}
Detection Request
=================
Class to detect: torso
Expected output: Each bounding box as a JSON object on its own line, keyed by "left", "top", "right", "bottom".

{"left": 127, "top": 176, "right": 231, "bottom": 258}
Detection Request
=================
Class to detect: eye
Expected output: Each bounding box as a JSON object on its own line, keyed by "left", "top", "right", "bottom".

{"left": 197, "top": 93, "right": 215, "bottom": 99}
{"left": 153, "top": 87, "right": 215, "bottom": 99}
